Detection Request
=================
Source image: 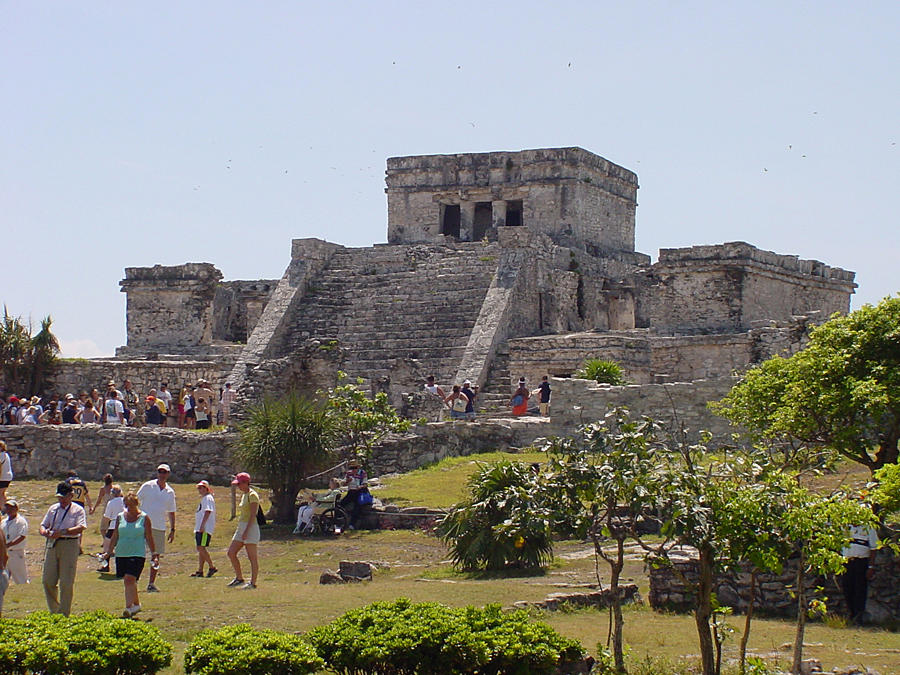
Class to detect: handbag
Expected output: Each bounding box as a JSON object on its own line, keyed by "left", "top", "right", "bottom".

{"left": 255, "top": 503, "right": 266, "bottom": 526}
{"left": 511, "top": 394, "right": 523, "bottom": 407}
{"left": 357, "top": 490, "right": 374, "bottom": 506}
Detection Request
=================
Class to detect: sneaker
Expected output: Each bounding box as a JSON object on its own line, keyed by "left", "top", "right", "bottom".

{"left": 190, "top": 570, "right": 204, "bottom": 577}
{"left": 241, "top": 582, "right": 257, "bottom": 590}
{"left": 146, "top": 584, "right": 159, "bottom": 593}
{"left": 206, "top": 567, "right": 218, "bottom": 578}
{"left": 129, "top": 604, "right": 141, "bottom": 617}
{"left": 226, "top": 578, "right": 245, "bottom": 587}
{"left": 98, "top": 562, "right": 110, "bottom": 573}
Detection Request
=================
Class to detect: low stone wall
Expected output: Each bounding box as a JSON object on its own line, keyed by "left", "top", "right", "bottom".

{"left": 371, "top": 418, "right": 551, "bottom": 475}
{"left": 547, "top": 376, "right": 740, "bottom": 443}
{"left": 54, "top": 358, "right": 237, "bottom": 398}
{"left": 649, "top": 548, "right": 900, "bottom": 625}
{"left": 0, "top": 425, "right": 236, "bottom": 484}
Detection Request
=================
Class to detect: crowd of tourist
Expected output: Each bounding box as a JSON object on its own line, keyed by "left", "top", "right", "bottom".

{"left": 424, "top": 373, "right": 552, "bottom": 419}
{"left": 0, "top": 379, "right": 238, "bottom": 429}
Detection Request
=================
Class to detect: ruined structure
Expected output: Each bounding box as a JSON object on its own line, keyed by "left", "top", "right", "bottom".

{"left": 56, "top": 147, "right": 854, "bottom": 416}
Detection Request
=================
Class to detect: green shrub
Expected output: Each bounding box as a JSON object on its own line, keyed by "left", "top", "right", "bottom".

{"left": 184, "top": 623, "right": 323, "bottom": 675}
{"left": 306, "top": 598, "right": 584, "bottom": 675}
{"left": 0, "top": 611, "right": 172, "bottom": 674}
{"left": 575, "top": 358, "right": 626, "bottom": 385}
{"left": 437, "top": 460, "right": 553, "bottom": 571}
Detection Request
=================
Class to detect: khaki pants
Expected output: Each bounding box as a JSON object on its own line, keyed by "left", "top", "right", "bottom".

{"left": 43, "top": 538, "right": 80, "bottom": 615}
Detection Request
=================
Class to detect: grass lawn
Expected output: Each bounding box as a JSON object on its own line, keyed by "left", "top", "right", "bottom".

{"left": 3, "top": 468, "right": 897, "bottom": 674}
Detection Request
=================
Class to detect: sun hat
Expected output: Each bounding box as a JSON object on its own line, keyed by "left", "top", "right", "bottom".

{"left": 196, "top": 480, "right": 213, "bottom": 493}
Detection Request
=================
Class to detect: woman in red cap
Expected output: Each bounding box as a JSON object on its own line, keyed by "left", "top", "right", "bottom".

{"left": 226, "top": 473, "right": 259, "bottom": 589}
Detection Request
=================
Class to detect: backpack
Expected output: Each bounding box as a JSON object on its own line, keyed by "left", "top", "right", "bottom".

{"left": 452, "top": 396, "right": 468, "bottom": 413}
{"left": 255, "top": 503, "right": 266, "bottom": 527}
{"left": 511, "top": 394, "right": 523, "bottom": 407}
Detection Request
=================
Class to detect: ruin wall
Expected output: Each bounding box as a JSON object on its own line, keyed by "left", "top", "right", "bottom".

{"left": 212, "top": 279, "right": 277, "bottom": 343}
{"left": 54, "top": 357, "right": 239, "bottom": 399}
{"left": 650, "top": 548, "right": 900, "bottom": 625}
{"left": 386, "top": 148, "right": 638, "bottom": 252}
{"left": 637, "top": 242, "right": 855, "bottom": 335}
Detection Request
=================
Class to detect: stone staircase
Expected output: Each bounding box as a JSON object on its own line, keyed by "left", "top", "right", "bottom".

{"left": 285, "top": 243, "right": 501, "bottom": 385}
{"left": 476, "top": 347, "right": 513, "bottom": 416}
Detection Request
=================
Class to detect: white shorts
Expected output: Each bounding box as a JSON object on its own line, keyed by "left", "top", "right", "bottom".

{"left": 232, "top": 521, "right": 260, "bottom": 545}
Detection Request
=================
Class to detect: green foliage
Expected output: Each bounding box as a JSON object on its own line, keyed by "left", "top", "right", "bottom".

{"left": 714, "top": 296, "right": 900, "bottom": 470}
{"left": 305, "top": 598, "right": 584, "bottom": 675}
{"left": 437, "top": 460, "right": 553, "bottom": 571}
{"left": 184, "top": 623, "right": 323, "bottom": 675}
{"left": 575, "top": 358, "right": 626, "bottom": 385}
{"left": 235, "top": 392, "right": 338, "bottom": 523}
{"left": 0, "top": 308, "right": 60, "bottom": 394}
{"left": 0, "top": 610, "right": 172, "bottom": 674}
{"left": 542, "top": 408, "right": 662, "bottom": 673}
{"left": 325, "top": 371, "right": 415, "bottom": 464}
{"left": 872, "top": 462, "right": 900, "bottom": 516}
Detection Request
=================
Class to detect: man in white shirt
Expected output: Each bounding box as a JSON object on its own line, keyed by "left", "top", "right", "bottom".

{"left": 2, "top": 499, "right": 28, "bottom": 584}
{"left": 220, "top": 383, "right": 236, "bottom": 426}
{"left": 104, "top": 391, "right": 125, "bottom": 425}
{"left": 39, "top": 482, "right": 87, "bottom": 615}
{"left": 841, "top": 523, "right": 879, "bottom": 624}
{"left": 136, "top": 464, "right": 176, "bottom": 593}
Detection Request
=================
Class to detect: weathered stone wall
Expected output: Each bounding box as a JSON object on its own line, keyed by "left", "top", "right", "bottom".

{"left": 118, "top": 263, "right": 223, "bottom": 354}
{"left": 0, "top": 425, "right": 236, "bottom": 484}
{"left": 371, "top": 418, "right": 551, "bottom": 475}
{"left": 637, "top": 242, "right": 856, "bottom": 335}
{"left": 649, "top": 547, "right": 900, "bottom": 625}
{"left": 546, "top": 377, "right": 740, "bottom": 443}
{"left": 54, "top": 358, "right": 238, "bottom": 398}
{"left": 385, "top": 148, "right": 638, "bottom": 253}
{"left": 212, "top": 280, "right": 277, "bottom": 343}
{"left": 507, "top": 319, "right": 813, "bottom": 387}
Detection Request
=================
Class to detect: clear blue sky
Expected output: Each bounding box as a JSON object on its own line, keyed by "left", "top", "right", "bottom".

{"left": 3, "top": 1, "right": 897, "bottom": 357}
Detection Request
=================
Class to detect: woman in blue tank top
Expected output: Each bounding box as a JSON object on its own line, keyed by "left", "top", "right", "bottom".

{"left": 104, "top": 492, "right": 158, "bottom": 618}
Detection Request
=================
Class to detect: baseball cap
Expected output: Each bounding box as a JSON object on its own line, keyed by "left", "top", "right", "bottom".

{"left": 231, "top": 472, "right": 251, "bottom": 485}
{"left": 55, "top": 482, "right": 73, "bottom": 497}
{"left": 157, "top": 463, "right": 171, "bottom": 473}
{"left": 4, "top": 499, "right": 17, "bottom": 509}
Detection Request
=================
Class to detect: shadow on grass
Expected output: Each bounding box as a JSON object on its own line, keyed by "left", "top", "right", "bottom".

{"left": 422, "top": 566, "right": 549, "bottom": 581}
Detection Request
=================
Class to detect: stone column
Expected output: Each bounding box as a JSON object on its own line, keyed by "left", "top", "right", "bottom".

{"left": 492, "top": 200, "right": 507, "bottom": 229}
{"left": 459, "top": 201, "right": 475, "bottom": 241}
{"left": 119, "top": 263, "right": 223, "bottom": 353}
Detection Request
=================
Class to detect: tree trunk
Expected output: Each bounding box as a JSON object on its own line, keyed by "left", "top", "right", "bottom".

{"left": 610, "top": 537, "right": 626, "bottom": 673}
{"left": 738, "top": 570, "right": 758, "bottom": 675}
{"left": 274, "top": 484, "right": 300, "bottom": 524}
{"left": 695, "top": 547, "right": 717, "bottom": 675}
{"left": 791, "top": 557, "right": 807, "bottom": 675}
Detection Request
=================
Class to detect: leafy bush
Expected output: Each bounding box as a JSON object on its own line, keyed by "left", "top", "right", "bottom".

{"left": 306, "top": 598, "right": 584, "bottom": 675}
{"left": 184, "top": 623, "right": 323, "bottom": 675}
{"left": 0, "top": 611, "right": 172, "bottom": 674}
{"left": 574, "top": 358, "right": 626, "bottom": 385}
{"left": 437, "top": 460, "right": 553, "bottom": 570}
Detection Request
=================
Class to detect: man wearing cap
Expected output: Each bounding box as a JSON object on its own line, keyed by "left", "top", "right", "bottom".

{"left": 136, "top": 464, "right": 176, "bottom": 592}
{"left": 2, "top": 499, "right": 28, "bottom": 584}
{"left": 144, "top": 395, "right": 164, "bottom": 426}
{"left": 39, "top": 482, "right": 87, "bottom": 615}
{"left": 226, "top": 472, "right": 260, "bottom": 589}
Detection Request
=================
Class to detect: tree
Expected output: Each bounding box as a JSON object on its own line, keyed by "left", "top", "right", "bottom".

{"left": 714, "top": 296, "right": 900, "bottom": 471}
{"left": 325, "top": 371, "right": 416, "bottom": 464}
{"left": 541, "top": 409, "right": 661, "bottom": 673}
{"left": 437, "top": 460, "right": 553, "bottom": 571}
{"left": 0, "top": 308, "right": 59, "bottom": 395}
{"left": 233, "top": 393, "right": 338, "bottom": 523}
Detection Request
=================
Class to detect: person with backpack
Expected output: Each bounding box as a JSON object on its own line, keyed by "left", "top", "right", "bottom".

{"left": 510, "top": 377, "right": 530, "bottom": 416}
{"left": 226, "top": 472, "right": 260, "bottom": 590}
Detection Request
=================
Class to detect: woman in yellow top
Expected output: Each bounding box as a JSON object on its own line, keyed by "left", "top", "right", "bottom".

{"left": 226, "top": 472, "right": 260, "bottom": 589}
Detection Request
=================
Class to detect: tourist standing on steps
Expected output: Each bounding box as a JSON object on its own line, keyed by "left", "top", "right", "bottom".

{"left": 510, "top": 377, "right": 530, "bottom": 416}
{"left": 534, "top": 376, "right": 551, "bottom": 417}
{"left": 158, "top": 382, "right": 174, "bottom": 427}
{"left": 0, "top": 440, "right": 13, "bottom": 509}
{"left": 446, "top": 384, "right": 470, "bottom": 421}
{"left": 39, "top": 482, "right": 86, "bottom": 615}
{"left": 841, "top": 521, "right": 879, "bottom": 625}
{"left": 192, "top": 480, "right": 217, "bottom": 578}
{"left": 2, "top": 499, "right": 28, "bottom": 584}
{"left": 104, "top": 492, "right": 158, "bottom": 618}
{"left": 461, "top": 380, "right": 478, "bottom": 421}
{"left": 424, "top": 375, "right": 448, "bottom": 406}
{"left": 194, "top": 380, "right": 216, "bottom": 426}
{"left": 136, "top": 464, "right": 176, "bottom": 593}
{"left": 220, "top": 382, "right": 236, "bottom": 426}
{"left": 226, "top": 472, "right": 260, "bottom": 589}
{"left": 104, "top": 390, "right": 125, "bottom": 425}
